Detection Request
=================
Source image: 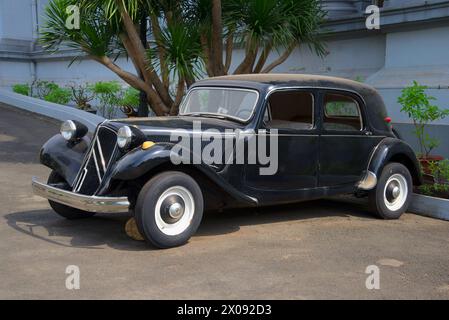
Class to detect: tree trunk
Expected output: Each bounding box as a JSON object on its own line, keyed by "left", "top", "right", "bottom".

{"left": 138, "top": 13, "right": 149, "bottom": 117}
{"left": 211, "top": 0, "right": 225, "bottom": 76}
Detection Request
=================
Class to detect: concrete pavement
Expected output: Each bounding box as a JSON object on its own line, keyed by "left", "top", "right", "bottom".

{"left": 1, "top": 103, "right": 449, "bottom": 299}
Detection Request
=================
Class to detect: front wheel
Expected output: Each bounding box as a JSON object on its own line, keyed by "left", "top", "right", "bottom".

{"left": 135, "top": 171, "right": 204, "bottom": 248}
{"left": 369, "top": 163, "right": 412, "bottom": 219}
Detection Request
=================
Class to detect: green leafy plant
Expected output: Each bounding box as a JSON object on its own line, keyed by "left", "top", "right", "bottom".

{"left": 418, "top": 184, "right": 434, "bottom": 196}
{"left": 12, "top": 84, "right": 31, "bottom": 96}
{"left": 32, "top": 80, "right": 59, "bottom": 99}
{"left": 68, "top": 83, "right": 95, "bottom": 110}
{"left": 398, "top": 81, "right": 449, "bottom": 157}
{"left": 119, "top": 87, "right": 140, "bottom": 117}
{"left": 120, "top": 87, "right": 140, "bottom": 109}
{"left": 44, "top": 87, "right": 72, "bottom": 105}
{"left": 90, "top": 81, "right": 122, "bottom": 118}
{"left": 418, "top": 159, "right": 449, "bottom": 199}
{"left": 418, "top": 183, "right": 449, "bottom": 199}
{"left": 429, "top": 159, "right": 449, "bottom": 183}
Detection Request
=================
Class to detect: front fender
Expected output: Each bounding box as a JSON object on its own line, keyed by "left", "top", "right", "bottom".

{"left": 111, "top": 143, "right": 214, "bottom": 181}
{"left": 110, "top": 143, "right": 258, "bottom": 206}
{"left": 40, "top": 134, "right": 91, "bottom": 185}
{"left": 111, "top": 143, "right": 176, "bottom": 181}
{"left": 368, "top": 138, "right": 422, "bottom": 185}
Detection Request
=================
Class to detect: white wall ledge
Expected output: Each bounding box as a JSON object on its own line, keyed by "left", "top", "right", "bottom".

{"left": 0, "top": 89, "right": 104, "bottom": 131}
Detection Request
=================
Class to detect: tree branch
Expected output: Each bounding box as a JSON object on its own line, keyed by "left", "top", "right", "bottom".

{"left": 224, "top": 29, "right": 234, "bottom": 74}
{"left": 201, "top": 34, "right": 215, "bottom": 77}
{"left": 233, "top": 37, "right": 258, "bottom": 74}
{"left": 119, "top": 33, "right": 143, "bottom": 76}
{"left": 261, "top": 43, "right": 296, "bottom": 73}
{"left": 118, "top": 1, "right": 173, "bottom": 107}
{"left": 253, "top": 42, "right": 273, "bottom": 73}
{"left": 170, "top": 78, "right": 185, "bottom": 115}
{"left": 92, "top": 55, "right": 169, "bottom": 116}
{"left": 150, "top": 14, "right": 169, "bottom": 90}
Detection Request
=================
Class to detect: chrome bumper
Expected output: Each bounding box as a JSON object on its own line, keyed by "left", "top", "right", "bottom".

{"left": 32, "top": 177, "right": 130, "bottom": 213}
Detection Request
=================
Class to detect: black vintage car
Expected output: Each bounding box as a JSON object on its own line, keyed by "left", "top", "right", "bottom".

{"left": 32, "top": 74, "right": 422, "bottom": 248}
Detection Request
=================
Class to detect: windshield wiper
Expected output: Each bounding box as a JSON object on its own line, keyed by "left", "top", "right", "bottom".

{"left": 186, "top": 113, "right": 227, "bottom": 120}
{"left": 183, "top": 113, "right": 245, "bottom": 124}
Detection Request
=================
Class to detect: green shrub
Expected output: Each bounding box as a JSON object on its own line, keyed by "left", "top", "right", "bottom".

{"left": 90, "top": 81, "right": 121, "bottom": 95}
{"left": 429, "top": 159, "right": 449, "bottom": 183}
{"left": 44, "top": 87, "right": 71, "bottom": 105}
{"left": 418, "top": 183, "right": 449, "bottom": 197}
{"left": 12, "top": 84, "right": 30, "bottom": 96}
{"left": 33, "top": 80, "right": 59, "bottom": 99}
{"left": 90, "top": 81, "right": 122, "bottom": 118}
{"left": 398, "top": 81, "right": 449, "bottom": 157}
{"left": 68, "top": 83, "right": 94, "bottom": 110}
{"left": 120, "top": 87, "right": 140, "bottom": 108}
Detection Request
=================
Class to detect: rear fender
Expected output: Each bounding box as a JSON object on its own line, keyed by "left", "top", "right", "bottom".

{"left": 363, "top": 138, "right": 422, "bottom": 189}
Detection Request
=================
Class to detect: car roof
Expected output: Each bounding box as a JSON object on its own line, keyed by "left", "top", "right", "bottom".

{"left": 197, "top": 73, "right": 373, "bottom": 93}
{"left": 193, "top": 73, "right": 391, "bottom": 133}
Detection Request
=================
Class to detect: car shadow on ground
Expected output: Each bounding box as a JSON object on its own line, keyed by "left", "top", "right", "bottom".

{"left": 197, "top": 198, "right": 374, "bottom": 237}
{"left": 4, "top": 197, "right": 375, "bottom": 251}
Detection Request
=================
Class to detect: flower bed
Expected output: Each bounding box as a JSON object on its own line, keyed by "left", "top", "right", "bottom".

{"left": 12, "top": 80, "right": 140, "bottom": 119}
{"left": 398, "top": 81, "right": 449, "bottom": 220}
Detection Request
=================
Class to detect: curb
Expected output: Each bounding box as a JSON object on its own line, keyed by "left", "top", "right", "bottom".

{"left": 408, "top": 193, "right": 449, "bottom": 222}
{"left": 0, "top": 88, "right": 104, "bottom": 131}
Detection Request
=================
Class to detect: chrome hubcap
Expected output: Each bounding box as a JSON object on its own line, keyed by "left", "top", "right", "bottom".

{"left": 169, "top": 203, "right": 183, "bottom": 219}
{"left": 155, "top": 186, "right": 195, "bottom": 236}
{"left": 383, "top": 174, "right": 408, "bottom": 211}
{"left": 392, "top": 186, "right": 400, "bottom": 199}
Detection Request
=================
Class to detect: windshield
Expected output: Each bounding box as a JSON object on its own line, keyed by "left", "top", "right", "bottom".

{"left": 180, "top": 88, "right": 259, "bottom": 122}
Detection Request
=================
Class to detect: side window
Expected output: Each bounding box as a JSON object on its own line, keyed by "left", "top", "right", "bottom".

{"left": 265, "top": 91, "right": 314, "bottom": 130}
{"left": 323, "top": 93, "right": 362, "bottom": 131}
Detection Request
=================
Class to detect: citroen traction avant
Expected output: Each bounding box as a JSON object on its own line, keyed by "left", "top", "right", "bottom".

{"left": 32, "top": 74, "right": 422, "bottom": 248}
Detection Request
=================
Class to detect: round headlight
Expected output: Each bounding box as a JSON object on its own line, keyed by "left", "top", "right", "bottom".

{"left": 60, "top": 120, "right": 77, "bottom": 141}
{"left": 117, "top": 126, "right": 133, "bottom": 150}
{"left": 60, "top": 120, "right": 88, "bottom": 142}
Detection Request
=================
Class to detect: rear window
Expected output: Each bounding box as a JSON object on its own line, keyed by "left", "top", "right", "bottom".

{"left": 323, "top": 93, "right": 362, "bottom": 131}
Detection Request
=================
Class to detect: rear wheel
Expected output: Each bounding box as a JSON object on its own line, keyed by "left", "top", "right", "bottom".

{"left": 47, "top": 171, "right": 96, "bottom": 220}
{"left": 369, "top": 163, "right": 412, "bottom": 219}
{"left": 135, "top": 171, "right": 204, "bottom": 249}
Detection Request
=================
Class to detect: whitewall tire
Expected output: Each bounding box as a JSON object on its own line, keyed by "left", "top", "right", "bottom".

{"left": 135, "top": 171, "right": 204, "bottom": 248}
{"left": 369, "top": 163, "right": 412, "bottom": 220}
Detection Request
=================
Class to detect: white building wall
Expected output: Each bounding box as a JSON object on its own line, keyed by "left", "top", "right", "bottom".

{"left": 35, "top": 58, "right": 136, "bottom": 85}
{"left": 366, "top": 25, "right": 449, "bottom": 125}
{"left": 385, "top": 25, "right": 449, "bottom": 69}
{"left": 0, "top": 60, "right": 33, "bottom": 85}
{"left": 0, "top": 0, "right": 34, "bottom": 41}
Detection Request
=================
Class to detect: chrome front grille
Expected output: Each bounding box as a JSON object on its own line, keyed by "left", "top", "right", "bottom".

{"left": 73, "top": 125, "right": 118, "bottom": 195}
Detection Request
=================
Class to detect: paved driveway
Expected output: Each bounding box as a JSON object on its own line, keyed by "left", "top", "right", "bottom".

{"left": 1, "top": 103, "right": 448, "bottom": 299}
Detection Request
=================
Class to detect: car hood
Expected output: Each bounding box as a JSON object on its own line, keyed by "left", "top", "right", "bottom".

{"left": 108, "top": 116, "right": 245, "bottom": 136}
